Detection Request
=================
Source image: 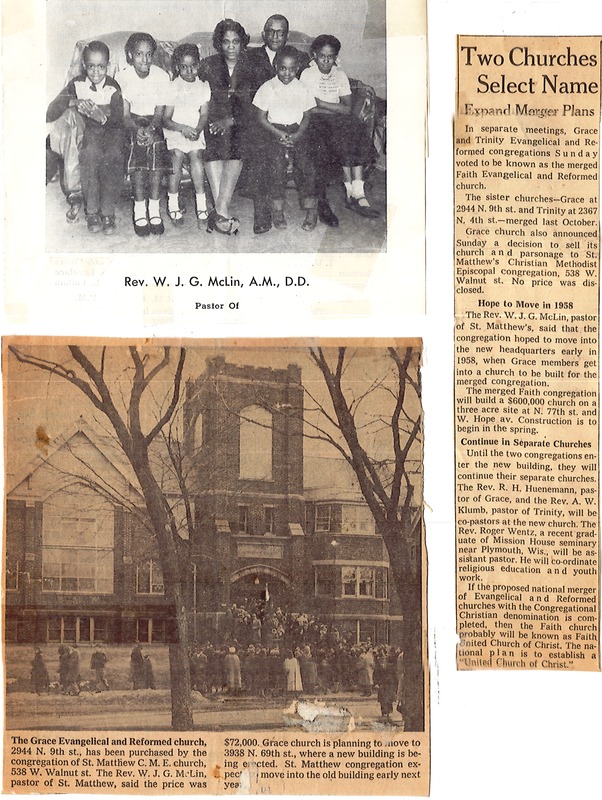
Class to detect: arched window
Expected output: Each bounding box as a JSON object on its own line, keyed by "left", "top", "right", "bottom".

{"left": 42, "top": 485, "right": 114, "bottom": 594}
{"left": 239, "top": 405, "right": 273, "bottom": 480}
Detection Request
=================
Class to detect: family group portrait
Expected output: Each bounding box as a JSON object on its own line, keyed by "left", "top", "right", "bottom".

{"left": 45, "top": 0, "right": 389, "bottom": 254}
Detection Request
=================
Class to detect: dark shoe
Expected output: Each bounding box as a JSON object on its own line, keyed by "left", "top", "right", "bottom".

{"left": 345, "top": 197, "right": 380, "bottom": 219}
{"left": 102, "top": 215, "right": 116, "bottom": 235}
{"left": 66, "top": 192, "right": 83, "bottom": 223}
{"left": 149, "top": 216, "right": 165, "bottom": 235}
{"left": 86, "top": 213, "right": 102, "bottom": 233}
{"left": 196, "top": 209, "right": 209, "bottom": 230}
{"left": 301, "top": 208, "right": 318, "bottom": 231}
{"left": 253, "top": 205, "right": 272, "bottom": 234}
{"left": 207, "top": 210, "right": 240, "bottom": 235}
{"left": 273, "top": 210, "right": 287, "bottom": 229}
{"left": 133, "top": 215, "right": 150, "bottom": 237}
{"left": 318, "top": 199, "right": 339, "bottom": 227}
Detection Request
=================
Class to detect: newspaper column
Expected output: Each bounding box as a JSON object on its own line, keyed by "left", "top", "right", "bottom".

{"left": 455, "top": 36, "right": 600, "bottom": 671}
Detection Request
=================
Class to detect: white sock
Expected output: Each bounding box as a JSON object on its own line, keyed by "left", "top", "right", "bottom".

{"left": 344, "top": 181, "right": 353, "bottom": 199}
{"left": 351, "top": 179, "right": 365, "bottom": 199}
{"left": 196, "top": 192, "right": 207, "bottom": 212}
{"left": 168, "top": 192, "right": 180, "bottom": 212}
{"left": 134, "top": 200, "right": 148, "bottom": 223}
{"left": 148, "top": 198, "right": 161, "bottom": 219}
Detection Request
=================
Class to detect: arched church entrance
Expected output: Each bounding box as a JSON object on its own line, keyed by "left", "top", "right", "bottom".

{"left": 228, "top": 566, "right": 291, "bottom": 646}
{"left": 230, "top": 565, "right": 291, "bottom": 609}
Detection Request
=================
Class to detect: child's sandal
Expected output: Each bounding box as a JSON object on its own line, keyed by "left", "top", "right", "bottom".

{"left": 169, "top": 209, "right": 185, "bottom": 227}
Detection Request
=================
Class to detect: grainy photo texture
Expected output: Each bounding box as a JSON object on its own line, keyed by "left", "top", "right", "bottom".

{"left": 46, "top": 1, "right": 388, "bottom": 253}
{"left": 4, "top": 340, "right": 425, "bottom": 752}
{"left": 3, "top": 340, "right": 428, "bottom": 794}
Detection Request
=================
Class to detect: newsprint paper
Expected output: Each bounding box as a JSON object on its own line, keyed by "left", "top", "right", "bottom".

{"left": 2, "top": 339, "right": 429, "bottom": 796}
{"left": 455, "top": 36, "right": 600, "bottom": 671}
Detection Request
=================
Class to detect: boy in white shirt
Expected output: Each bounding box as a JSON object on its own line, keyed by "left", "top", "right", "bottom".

{"left": 253, "top": 46, "right": 318, "bottom": 231}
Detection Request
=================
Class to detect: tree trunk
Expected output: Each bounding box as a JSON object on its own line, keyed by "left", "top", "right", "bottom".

{"left": 398, "top": 585, "right": 424, "bottom": 732}
{"left": 380, "top": 522, "right": 425, "bottom": 732}
{"left": 131, "top": 457, "right": 195, "bottom": 730}
{"left": 167, "top": 582, "right": 194, "bottom": 730}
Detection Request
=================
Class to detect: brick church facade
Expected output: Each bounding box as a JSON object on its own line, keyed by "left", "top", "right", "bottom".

{"left": 5, "top": 357, "right": 414, "bottom": 647}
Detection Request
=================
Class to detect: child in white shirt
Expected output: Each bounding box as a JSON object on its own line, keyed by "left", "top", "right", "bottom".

{"left": 119, "top": 32, "right": 171, "bottom": 236}
{"left": 301, "top": 34, "right": 379, "bottom": 219}
{"left": 253, "top": 46, "right": 317, "bottom": 231}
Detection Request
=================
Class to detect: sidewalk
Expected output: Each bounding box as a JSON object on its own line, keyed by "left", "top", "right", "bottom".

{"left": 6, "top": 689, "right": 403, "bottom": 732}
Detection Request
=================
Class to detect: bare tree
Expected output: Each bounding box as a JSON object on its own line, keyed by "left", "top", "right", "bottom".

{"left": 9, "top": 344, "right": 195, "bottom": 730}
{"left": 307, "top": 345, "right": 424, "bottom": 730}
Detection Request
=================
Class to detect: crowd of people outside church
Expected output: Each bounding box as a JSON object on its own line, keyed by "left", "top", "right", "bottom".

{"left": 28, "top": 611, "right": 405, "bottom": 723}
{"left": 188, "top": 638, "right": 404, "bottom": 718}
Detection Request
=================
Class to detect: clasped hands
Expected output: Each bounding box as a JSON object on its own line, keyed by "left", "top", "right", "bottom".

{"left": 277, "top": 132, "right": 299, "bottom": 148}
{"left": 209, "top": 117, "right": 234, "bottom": 136}
{"left": 74, "top": 99, "right": 106, "bottom": 124}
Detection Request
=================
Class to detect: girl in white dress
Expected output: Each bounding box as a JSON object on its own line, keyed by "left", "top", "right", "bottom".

{"left": 163, "top": 44, "right": 211, "bottom": 228}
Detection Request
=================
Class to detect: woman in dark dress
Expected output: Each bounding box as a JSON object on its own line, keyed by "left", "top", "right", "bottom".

{"left": 373, "top": 652, "right": 398, "bottom": 723}
{"left": 199, "top": 20, "right": 252, "bottom": 234}
{"left": 130, "top": 644, "right": 145, "bottom": 690}
{"left": 31, "top": 648, "right": 50, "bottom": 694}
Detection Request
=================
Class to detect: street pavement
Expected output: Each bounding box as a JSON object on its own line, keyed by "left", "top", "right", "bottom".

{"left": 6, "top": 691, "right": 404, "bottom": 732}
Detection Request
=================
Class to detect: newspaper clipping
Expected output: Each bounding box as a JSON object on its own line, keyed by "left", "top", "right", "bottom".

{"left": 455, "top": 36, "right": 600, "bottom": 671}
{"left": 3, "top": 339, "right": 429, "bottom": 795}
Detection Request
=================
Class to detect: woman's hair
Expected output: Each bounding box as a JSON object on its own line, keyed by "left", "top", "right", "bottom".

{"left": 125, "top": 32, "right": 157, "bottom": 63}
{"left": 310, "top": 34, "right": 342, "bottom": 56}
{"left": 83, "top": 40, "right": 110, "bottom": 63}
{"left": 274, "top": 44, "right": 300, "bottom": 69}
{"left": 212, "top": 19, "right": 250, "bottom": 53}
{"left": 171, "top": 43, "right": 200, "bottom": 76}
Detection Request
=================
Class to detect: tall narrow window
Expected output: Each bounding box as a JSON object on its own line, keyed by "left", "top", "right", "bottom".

{"left": 315, "top": 565, "right": 335, "bottom": 596}
{"left": 5, "top": 559, "right": 19, "bottom": 591}
{"left": 264, "top": 505, "right": 275, "bottom": 534}
{"left": 238, "top": 505, "right": 250, "bottom": 534}
{"left": 239, "top": 405, "right": 272, "bottom": 480}
{"left": 315, "top": 505, "right": 332, "bottom": 532}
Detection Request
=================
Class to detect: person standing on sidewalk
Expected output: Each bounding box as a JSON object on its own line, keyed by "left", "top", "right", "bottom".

{"left": 90, "top": 643, "right": 109, "bottom": 691}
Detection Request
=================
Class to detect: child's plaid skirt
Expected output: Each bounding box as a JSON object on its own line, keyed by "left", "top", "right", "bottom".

{"left": 126, "top": 113, "right": 171, "bottom": 173}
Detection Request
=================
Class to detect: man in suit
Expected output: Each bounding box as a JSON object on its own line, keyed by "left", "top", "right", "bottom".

{"left": 245, "top": 15, "right": 338, "bottom": 233}
{"left": 246, "top": 15, "right": 292, "bottom": 96}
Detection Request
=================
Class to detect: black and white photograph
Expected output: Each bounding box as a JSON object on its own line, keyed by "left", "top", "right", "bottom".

{"left": 45, "top": 0, "right": 391, "bottom": 254}
{"left": 4, "top": 340, "right": 426, "bottom": 735}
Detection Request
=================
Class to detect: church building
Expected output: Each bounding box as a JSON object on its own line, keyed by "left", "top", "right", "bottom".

{"left": 5, "top": 357, "right": 418, "bottom": 647}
